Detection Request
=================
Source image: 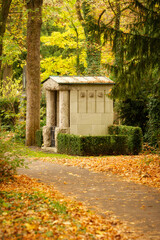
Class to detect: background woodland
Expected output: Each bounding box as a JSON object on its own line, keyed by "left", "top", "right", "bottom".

{"left": 0, "top": 0, "right": 159, "bottom": 148}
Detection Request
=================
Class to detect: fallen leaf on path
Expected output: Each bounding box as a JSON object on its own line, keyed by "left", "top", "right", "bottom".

{"left": 0, "top": 175, "right": 143, "bottom": 240}
{"left": 40, "top": 154, "right": 160, "bottom": 190}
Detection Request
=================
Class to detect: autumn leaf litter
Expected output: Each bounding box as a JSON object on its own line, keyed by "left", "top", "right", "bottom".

{"left": 1, "top": 137, "right": 159, "bottom": 239}
{"left": 0, "top": 175, "right": 143, "bottom": 239}
{"left": 39, "top": 154, "right": 160, "bottom": 190}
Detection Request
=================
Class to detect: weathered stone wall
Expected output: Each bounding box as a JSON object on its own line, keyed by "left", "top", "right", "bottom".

{"left": 70, "top": 85, "right": 113, "bottom": 136}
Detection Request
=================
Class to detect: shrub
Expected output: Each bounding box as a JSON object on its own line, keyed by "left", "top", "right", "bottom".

{"left": 144, "top": 95, "right": 160, "bottom": 148}
{"left": 35, "top": 129, "right": 43, "bottom": 147}
{"left": 0, "top": 77, "right": 22, "bottom": 130}
{"left": 14, "top": 96, "right": 26, "bottom": 142}
{"left": 40, "top": 93, "right": 46, "bottom": 128}
{"left": 57, "top": 134, "right": 82, "bottom": 155}
{"left": 108, "top": 125, "right": 143, "bottom": 154}
{"left": 57, "top": 133, "right": 128, "bottom": 156}
{"left": 0, "top": 138, "right": 25, "bottom": 182}
{"left": 14, "top": 93, "right": 46, "bottom": 142}
{"left": 0, "top": 97, "right": 20, "bottom": 130}
{"left": 114, "top": 98, "right": 148, "bottom": 134}
{"left": 81, "top": 135, "right": 128, "bottom": 156}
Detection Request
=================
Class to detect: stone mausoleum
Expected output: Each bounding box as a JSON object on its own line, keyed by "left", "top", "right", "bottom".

{"left": 42, "top": 76, "right": 115, "bottom": 151}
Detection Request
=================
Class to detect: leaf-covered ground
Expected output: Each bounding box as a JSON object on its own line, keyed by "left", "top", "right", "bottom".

{"left": 0, "top": 133, "right": 159, "bottom": 239}
{"left": 2, "top": 132, "right": 160, "bottom": 191}
{"left": 0, "top": 175, "right": 142, "bottom": 240}
{"left": 39, "top": 154, "right": 160, "bottom": 190}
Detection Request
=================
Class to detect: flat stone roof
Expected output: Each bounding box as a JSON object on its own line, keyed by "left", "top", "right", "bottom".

{"left": 44, "top": 76, "right": 114, "bottom": 85}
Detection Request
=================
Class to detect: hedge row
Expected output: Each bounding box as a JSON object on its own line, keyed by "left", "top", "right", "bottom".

{"left": 38, "top": 125, "right": 143, "bottom": 156}
{"left": 57, "top": 134, "right": 128, "bottom": 156}
{"left": 35, "top": 129, "right": 43, "bottom": 147}
{"left": 108, "top": 125, "right": 143, "bottom": 154}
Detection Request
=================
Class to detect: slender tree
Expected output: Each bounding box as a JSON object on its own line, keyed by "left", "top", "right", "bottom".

{"left": 25, "top": 0, "right": 43, "bottom": 146}
{"left": 0, "top": 0, "right": 12, "bottom": 85}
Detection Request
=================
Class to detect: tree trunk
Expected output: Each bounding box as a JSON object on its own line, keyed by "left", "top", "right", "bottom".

{"left": 26, "top": 0, "right": 43, "bottom": 146}
{"left": 0, "top": 0, "right": 12, "bottom": 87}
{"left": 114, "top": 0, "right": 121, "bottom": 66}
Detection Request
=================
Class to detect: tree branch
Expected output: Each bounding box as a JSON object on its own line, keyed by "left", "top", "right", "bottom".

{"left": 98, "top": 9, "right": 106, "bottom": 29}
{"left": 75, "top": 0, "right": 83, "bottom": 22}
{"left": 107, "top": 0, "right": 116, "bottom": 15}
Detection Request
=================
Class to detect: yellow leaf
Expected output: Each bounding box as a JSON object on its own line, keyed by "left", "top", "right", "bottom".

{"left": 2, "top": 212, "right": 8, "bottom": 216}
{"left": 96, "top": 230, "right": 105, "bottom": 235}
{"left": 25, "top": 223, "right": 36, "bottom": 231}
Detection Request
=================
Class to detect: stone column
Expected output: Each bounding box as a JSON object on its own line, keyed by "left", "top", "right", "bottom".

{"left": 46, "top": 90, "right": 56, "bottom": 127}
{"left": 43, "top": 126, "right": 51, "bottom": 147}
{"left": 59, "top": 90, "right": 69, "bottom": 128}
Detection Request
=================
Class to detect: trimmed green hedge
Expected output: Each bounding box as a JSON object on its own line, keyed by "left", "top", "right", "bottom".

{"left": 57, "top": 134, "right": 82, "bottom": 155}
{"left": 35, "top": 129, "right": 43, "bottom": 147}
{"left": 57, "top": 133, "right": 128, "bottom": 156}
{"left": 108, "top": 125, "right": 143, "bottom": 154}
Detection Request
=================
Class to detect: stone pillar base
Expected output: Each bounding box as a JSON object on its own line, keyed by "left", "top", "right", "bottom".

{"left": 42, "top": 126, "right": 51, "bottom": 147}
{"left": 42, "top": 126, "right": 70, "bottom": 149}
{"left": 41, "top": 146, "right": 57, "bottom": 153}
{"left": 55, "top": 127, "right": 70, "bottom": 148}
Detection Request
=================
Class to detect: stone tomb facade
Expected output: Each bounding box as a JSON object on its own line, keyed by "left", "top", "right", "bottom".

{"left": 42, "top": 76, "right": 115, "bottom": 150}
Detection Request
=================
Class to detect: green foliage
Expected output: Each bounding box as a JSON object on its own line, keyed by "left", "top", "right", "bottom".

{"left": 144, "top": 78, "right": 160, "bottom": 148}
{"left": 14, "top": 119, "right": 26, "bottom": 142}
{"left": 108, "top": 0, "right": 160, "bottom": 98}
{"left": 0, "top": 76, "right": 22, "bottom": 97}
{"left": 1, "top": 137, "right": 73, "bottom": 160}
{"left": 40, "top": 22, "right": 86, "bottom": 79}
{"left": 14, "top": 93, "right": 46, "bottom": 142}
{"left": 35, "top": 129, "right": 43, "bottom": 147}
{"left": 57, "top": 133, "right": 128, "bottom": 156}
{"left": 14, "top": 95, "right": 26, "bottom": 141}
{"left": 81, "top": 0, "right": 103, "bottom": 75}
{"left": 2, "top": 0, "right": 27, "bottom": 69}
{"left": 108, "top": 125, "right": 143, "bottom": 155}
{"left": 0, "top": 76, "right": 23, "bottom": 131}
{"left": 12, "top": 52, "right": 27, "bottom": 81}
{"left": 145, "top": 96, "right": 160, "bottom": 148}
{"left": 40, "top": 93, "right": 46, "bottom": 127}
{"left": 115, "top": 97, "right": 148, "bottom": 134}
{"left": 0, "top": 137, "right": 25, "bottom": 182}
{"left": 0, "top": 96, "right": 20, "bottom": 130}
{"left": 111, "top": 68, "right": 160, "bottom": 148}
{"left": 81, "top": 135, "right": 128, "bottom": 156}
{"left": 57, "top": 134, "right": 82, "bottom": 156}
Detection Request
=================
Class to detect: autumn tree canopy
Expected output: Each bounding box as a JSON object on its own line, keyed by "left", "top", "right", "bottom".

{"left": 0, "top": 0, "right": 159, "bottom": 146}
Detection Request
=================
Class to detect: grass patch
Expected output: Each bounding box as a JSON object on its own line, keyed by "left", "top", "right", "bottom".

{"left": 0, "top": 130, "right": 76, "bottom": 160}
{"left": 13, "top": 143, "right": 74, "bottom": 159}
